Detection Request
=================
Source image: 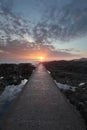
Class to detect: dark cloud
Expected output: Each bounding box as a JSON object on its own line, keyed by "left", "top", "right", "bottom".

{"left": 59, "top": 48, "right": 80, "bottom": 52}
{"left": 33, "top": 22, "right": 49, "bottom": 43}
{"left": 1, "top": 0, "right": 87, "bottom": 44}
{"left": 33, "top": 0, "right": 87, "bottom": 42}
{"left": 0, "top": 0, "right": 84, "bottom": 61}
{"left": 0, "top": 0, "right": 31, "bottom": 44}
{"left": 0, "top": 0, "right": 14, "bottom": 13}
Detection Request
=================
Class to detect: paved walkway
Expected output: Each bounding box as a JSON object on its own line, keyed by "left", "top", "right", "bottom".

{"left": 0, "top": 64, "right": 86, "bottom": 130}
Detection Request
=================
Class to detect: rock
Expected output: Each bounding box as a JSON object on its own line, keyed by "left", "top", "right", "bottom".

{"left": 0, "top": 82, "right": 5, "bottom": 91}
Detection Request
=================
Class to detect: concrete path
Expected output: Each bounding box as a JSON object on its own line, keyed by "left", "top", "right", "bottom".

{"left": 0, "top": 64, "right": 86, "bottom": 130}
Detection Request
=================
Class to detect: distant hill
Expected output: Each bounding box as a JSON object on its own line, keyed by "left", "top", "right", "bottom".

{"left": 74, "top": 58, "right": 87, "bottom": 61}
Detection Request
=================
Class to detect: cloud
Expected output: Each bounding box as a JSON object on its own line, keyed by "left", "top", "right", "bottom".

{"left": 59, "top": 48, "right": 80, "bottom": 52}
{"left": 0, "top": 0, "right": 31, "bottom": 45}
{"left": 0, "top": 40, "right": 80, "bottom": 61}
{"left": 0, "top": 0, "right": 14, "bottom": 13}
{"left": 33, "top": 22, "right": 49, "bottom": 43}
{"left": 33, "top": 0, "right": 87, "bottom": 43}
{"left": 0, "top": 0, "right": 84, "bottom": 61}
{"left": 1, "top": 0, "right": 87, "bottom": 44}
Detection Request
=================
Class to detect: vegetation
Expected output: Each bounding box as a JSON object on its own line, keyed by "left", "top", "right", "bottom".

{"left": 43, "top": 60, "right": 87, "bottom": 128}
{"left": 0, "top": 63, "right": 35, "bottom": 93}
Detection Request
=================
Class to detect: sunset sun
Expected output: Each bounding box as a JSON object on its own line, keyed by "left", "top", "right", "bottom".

{"left": 38, "top": 56, "right": 45, "bottom": 62}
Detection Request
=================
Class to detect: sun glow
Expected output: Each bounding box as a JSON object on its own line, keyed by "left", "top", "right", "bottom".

{"left": 22, "top": 52, "right": 46, "bottom": 62}
{"left": 38, "top": 56, "right": 45, "bottom": 62}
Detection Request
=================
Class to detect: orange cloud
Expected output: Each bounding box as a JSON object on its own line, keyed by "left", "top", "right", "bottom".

{"left": 0, "top": 41, "right": 81, "bottom": 62}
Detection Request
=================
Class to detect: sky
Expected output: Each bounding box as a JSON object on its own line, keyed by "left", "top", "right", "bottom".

{"left": 0, "top": 0, "right": 87, "bottom": 63}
